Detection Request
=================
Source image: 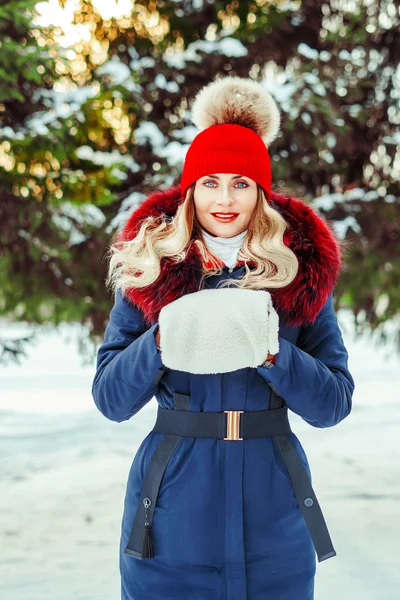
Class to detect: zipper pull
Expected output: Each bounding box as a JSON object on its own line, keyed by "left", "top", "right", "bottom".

{"left": 142, "top": 497, "right": 154, "bottom": 558}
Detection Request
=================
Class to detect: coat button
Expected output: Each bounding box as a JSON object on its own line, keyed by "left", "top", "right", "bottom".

{"left": 304, "top": 497, "right": 313, "bottom": 507}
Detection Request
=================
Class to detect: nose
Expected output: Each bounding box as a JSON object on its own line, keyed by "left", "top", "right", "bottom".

{"left": 216, "top": 185, "right": 235, "bottom": 207}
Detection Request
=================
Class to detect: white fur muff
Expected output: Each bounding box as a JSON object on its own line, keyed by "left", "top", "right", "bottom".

{"left": 158, "top": 288, "right": 279, "bottom": 375}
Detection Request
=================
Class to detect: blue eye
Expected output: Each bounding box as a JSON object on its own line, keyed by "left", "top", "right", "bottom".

{"left": 203, "top": 180, "right": 248, "bottom": 188}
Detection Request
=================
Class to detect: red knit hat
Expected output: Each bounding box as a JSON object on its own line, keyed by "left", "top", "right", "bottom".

{"left": 180, "top": 76, "right": 280, "bottom": 198}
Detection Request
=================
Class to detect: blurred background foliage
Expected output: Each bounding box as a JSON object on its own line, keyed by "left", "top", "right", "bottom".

{"left": 0, "top": 0, "right": 399, "bottom": 363}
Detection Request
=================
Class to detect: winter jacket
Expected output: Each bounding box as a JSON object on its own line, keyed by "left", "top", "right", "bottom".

{"left": 92, "top": 186, "right": 355, "bottom": 600}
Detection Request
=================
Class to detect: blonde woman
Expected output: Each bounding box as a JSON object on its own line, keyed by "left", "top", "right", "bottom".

{"left": 92, "top": 76, "right": 355, "bottom": 600}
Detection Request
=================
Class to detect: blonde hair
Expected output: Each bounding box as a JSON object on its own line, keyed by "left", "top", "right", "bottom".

{"left": 106, "top": 184, "right": 299, "bottom": 294}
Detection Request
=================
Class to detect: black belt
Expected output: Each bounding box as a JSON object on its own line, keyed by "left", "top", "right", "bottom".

{"left": 153, "top": 405, "right": 292, "bottom": 439}
{"left": 124, "top": 369, "right": 336, "bottom": 564}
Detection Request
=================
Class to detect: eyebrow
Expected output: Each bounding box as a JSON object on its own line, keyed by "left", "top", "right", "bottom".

{"left": 204, "top": 174, "right": 247, "bottom": 180}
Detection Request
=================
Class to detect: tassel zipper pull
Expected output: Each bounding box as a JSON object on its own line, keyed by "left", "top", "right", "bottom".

{"left": 142, "top": 497, "right": 154, "bottom": 558}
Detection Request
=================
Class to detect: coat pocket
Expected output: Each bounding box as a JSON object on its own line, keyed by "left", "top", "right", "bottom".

{"left": 271, "top": 436, "right": 291, "bottom": 481}
{"left": 271, "top": 434, "right": 312, "bottom": 484}
{"left": 128, "top": 431, "right": 154, "bottom": 494}
{"left": 290, "top": 434, "right": 312, "bottom": 483}
{"left": 122, "top": 432, "right": 173, "bottom": 558}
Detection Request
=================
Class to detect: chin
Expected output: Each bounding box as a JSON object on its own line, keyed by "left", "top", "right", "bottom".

{"left": 210, "top": 228, "right": 237, "bottom": 238}
{"left": 214, "top": 226, "right": 244, "bottom": 238}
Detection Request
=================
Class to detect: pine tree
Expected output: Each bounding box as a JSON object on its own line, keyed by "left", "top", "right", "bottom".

{"left": 1, "top": 0, "right": 399, "bottom": 360}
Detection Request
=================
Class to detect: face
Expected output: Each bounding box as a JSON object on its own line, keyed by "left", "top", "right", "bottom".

{"left": 193, "top": 173, "right": 258, "bottom": 238}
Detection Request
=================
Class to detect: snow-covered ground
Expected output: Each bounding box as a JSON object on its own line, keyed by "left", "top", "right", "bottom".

{"left": 0, "top": 309, "right": 399, "bottom": 600}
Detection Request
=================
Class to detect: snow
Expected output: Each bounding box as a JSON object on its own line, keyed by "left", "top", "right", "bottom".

{"left": 319, "top": 51, "right": 331, "bottom": 62}
{"left": 338, "top": 49, "right": 353, "bottom": 61}
{"left": 159, "top": 141, "right": 190, "bottom": 165}
{"left": 50, "top": 202, "right": 106, "bottom": 246}
{"left": 262, "top": 66, "right": 299, "bottom": 105}
{"left": 173, "top": 0, "right": 205, "bottom": 9}
{"left": 216, "top": 37, "right": 248, "bottom": 57}
{"left": 133, "top": 122, "right": 190, "bottom": 167}
{"left": 386, "top": 131, "right": 400, "bottom": 144}
{"left": 19, "top": 85, "right": 98, "bottom": 136}
{"left": 129, "top": 56, "right": 156, "bottom": 72}
{"left": 172, "top": 125, "right": 198, "bottom": 142}
{"left": 154, "top": 74, "right": 179, "bottom": 94}
{"left": 298, "top": 43, "right": 319, "bottom": 60}
{"left": 326, "top": 133, "right": 337, "bottom": 148}
{"left": 312, "top": 186, "right": 397, "bottom": 216}
{"left": 331, "top": 216, "right": 362, "bottom": 239}
{"left": 133, "top": 121, "right": 165, "bottom": 149}
{"left": 95, "top": 58, "right": 131, "bottom": 85}
{"left": 42, "top": 85, "right": 98, "bottom": 111}
{"left": 62, "top": 201, "right": 106, "bottom": 226}
{"left": 107, "top": 191, "right": 146, "bottom": 232}
{"left": 0, "top": 309, "right": 400, "bottom": 598}
{"left": 163, "top": 37, "right": 248, "bottom": 69}
{"left": 75, "top": 146, "right": 140, "bottom": 172}
{"left": 312, "top": 83, "right": 327, "bottom": 96}
{"left": 301, "top": 113, "right": 312, "bottom": 125}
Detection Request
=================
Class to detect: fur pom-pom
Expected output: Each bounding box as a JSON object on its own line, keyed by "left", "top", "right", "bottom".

{"left": 191, "top": 76, "right": 280, "bottom": 146}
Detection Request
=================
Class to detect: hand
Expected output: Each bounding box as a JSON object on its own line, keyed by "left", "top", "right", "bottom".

{"left": 265, "top": 352, "right": 276, "bottom": 364}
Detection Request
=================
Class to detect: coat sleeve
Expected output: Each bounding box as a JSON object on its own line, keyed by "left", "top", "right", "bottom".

{"left": 91, "top": 288, "right": 164, "bottom": 423}
{"left": 256, "top": 292, "right": 355, "bottom": 428}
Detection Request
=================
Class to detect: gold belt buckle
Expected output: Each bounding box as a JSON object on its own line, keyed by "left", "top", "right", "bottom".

{"left": 224, "top": 410, "right": 243, "bottom": 441}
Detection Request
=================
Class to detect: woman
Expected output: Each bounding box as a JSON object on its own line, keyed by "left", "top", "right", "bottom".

{"left": 92, "top": 76, "right": 355, "bottom": 600}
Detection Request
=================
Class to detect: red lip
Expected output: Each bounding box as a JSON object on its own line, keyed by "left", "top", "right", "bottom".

{"left": 211, "top": 213, "right": 239, "bottom": 223}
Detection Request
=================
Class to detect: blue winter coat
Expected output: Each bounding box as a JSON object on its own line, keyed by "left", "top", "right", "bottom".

{"left": 92, "top": 186, "right": 355, "bottom": 599}
{"left": 92, "top": 272, "right": 354, "bottom": 600}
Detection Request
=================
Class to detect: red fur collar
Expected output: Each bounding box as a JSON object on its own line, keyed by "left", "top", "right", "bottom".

{"left": 117, "top": 186, "right": 342, "bottom": 327}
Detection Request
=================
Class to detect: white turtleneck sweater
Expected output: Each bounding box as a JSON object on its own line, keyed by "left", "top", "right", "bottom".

{"left": 201, "top": 226, "right": 247, "bottom": 268}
